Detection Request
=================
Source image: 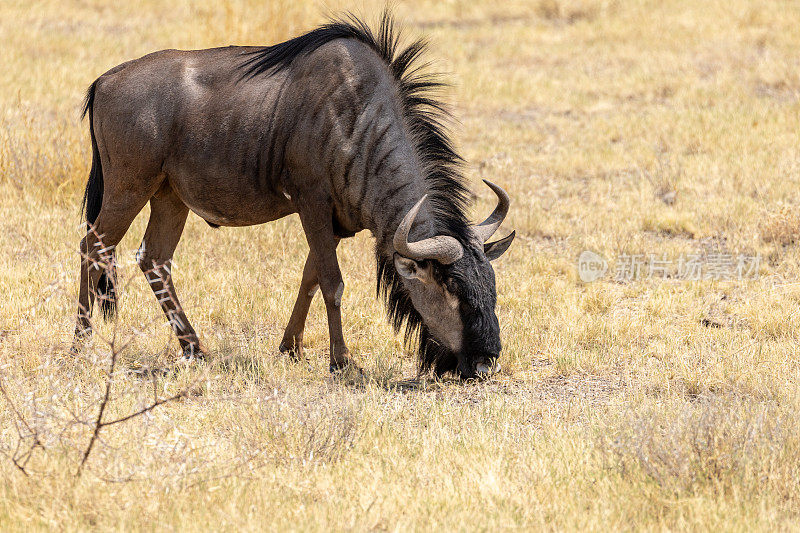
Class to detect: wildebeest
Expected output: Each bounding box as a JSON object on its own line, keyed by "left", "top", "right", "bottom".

{"left": 72, "top": 13, "right": 515, "bottom": 379}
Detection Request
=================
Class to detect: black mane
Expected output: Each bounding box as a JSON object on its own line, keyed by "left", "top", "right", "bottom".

{"left": 242, "top": 12, "right": 471, "bottom": 376}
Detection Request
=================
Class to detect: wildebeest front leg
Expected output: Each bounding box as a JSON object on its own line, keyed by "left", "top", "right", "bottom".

{"left": 279, "top": 239, "right": 340, "bottom": 359}
{"left": 279, "top": 252, "right": 316, "bottom": 358}
{"left": 298, "top": 208, "right": 354, "bottom": 372}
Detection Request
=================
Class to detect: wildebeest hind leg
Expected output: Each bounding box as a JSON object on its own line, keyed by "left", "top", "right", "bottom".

{"left": 279, "top": 239, "right": 340, "bottom": 359}
{"left": 73, "top": 185, "right": 153, "bottom": 352}
{"left": 137, "top": 184, "right": 202, "bottom": 358}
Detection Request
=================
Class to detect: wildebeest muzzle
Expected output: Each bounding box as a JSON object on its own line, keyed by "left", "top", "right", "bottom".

{"left": 457, "top": 353, "right": 501, "bottom": 380}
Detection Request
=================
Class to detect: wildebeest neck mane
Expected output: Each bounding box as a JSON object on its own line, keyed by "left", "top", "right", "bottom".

{"left": 242, "top": 13, "right": 471, "bottom": 375}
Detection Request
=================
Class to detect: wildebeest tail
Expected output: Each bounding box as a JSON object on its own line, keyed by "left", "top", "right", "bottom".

{"left": 81, "top": 80, "right": 116, "bottom": 320}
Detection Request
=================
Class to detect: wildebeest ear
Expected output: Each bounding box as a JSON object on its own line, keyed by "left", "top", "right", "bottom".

{"left": 394, "top": 254, "right": 433, "bottom": 283}
{"left": 484, "top": 231, "right": 515, "bottom": 261}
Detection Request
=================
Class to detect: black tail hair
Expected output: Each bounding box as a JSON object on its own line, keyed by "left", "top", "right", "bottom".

{"left": 81, "top": 81, "right": 116, "bottom": 320}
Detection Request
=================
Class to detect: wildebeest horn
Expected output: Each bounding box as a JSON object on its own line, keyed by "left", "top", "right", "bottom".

{"left": 394, "top": 195, "right": 464, "bottom": 264}
{"left": 474, "top": 179, "right": 510, "bottom": 243}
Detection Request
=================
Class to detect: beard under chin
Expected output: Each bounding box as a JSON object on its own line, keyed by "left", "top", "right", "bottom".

{"left": 418, "top": 327, "right": 460, "bottom": 377}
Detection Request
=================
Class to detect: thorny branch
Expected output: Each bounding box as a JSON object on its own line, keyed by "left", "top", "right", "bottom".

{"left": 75, "top": 331, "right": 119, "bottom": 475}
{"left": 74, "top": 230, "right": 217, "bottom": 476}
{"left": 1, "top": 227, "right": 223, "bottom": 478}
{"left": 0, "top": 373, "right": 42, "bottom": 476}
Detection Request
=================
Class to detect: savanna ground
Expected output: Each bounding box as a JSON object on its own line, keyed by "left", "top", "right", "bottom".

{"left": 2, "top": 0, "right": 800, "bottom": 530}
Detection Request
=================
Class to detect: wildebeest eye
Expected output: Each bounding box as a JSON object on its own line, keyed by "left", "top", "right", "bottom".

{"left": 445, "top": 278, "right": 459, "bottom": 294}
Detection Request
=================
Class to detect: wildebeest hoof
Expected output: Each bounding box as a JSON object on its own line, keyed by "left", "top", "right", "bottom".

{"left": 329, "top": 360, "right": 363, "bottom": 376}
{"left": 181, "top": 346, "right": 206, "bottom": 362}
{"left": 279, "top": 342, "right": 303, "bottom": 360}
{"left": 68, "top": 342, "right": 83, "bottom": 357}
{"left": 70, "top": 328, "right": 92, "bottom": 355}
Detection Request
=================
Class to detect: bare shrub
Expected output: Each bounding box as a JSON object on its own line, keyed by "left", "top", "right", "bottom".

{"left": 291, "top": 402, "right": 360, "bottom": 463}
{"left": 602, "top": 394, "right": 800, "bottom": 500}
{"left": 0, "top": 230, "right": 222, "bottom": 479}
{"left": 241, "top": 393, "right": 362, "bottom": 467}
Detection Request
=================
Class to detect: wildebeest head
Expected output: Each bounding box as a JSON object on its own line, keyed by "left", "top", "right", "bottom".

{"left": 393, "top": 180, "right": 515, "bottom": 379}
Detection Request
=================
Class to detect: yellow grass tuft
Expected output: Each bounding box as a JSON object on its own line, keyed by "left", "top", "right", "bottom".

{"left": 760, "top": 203, "right": 800, "bottom": 246}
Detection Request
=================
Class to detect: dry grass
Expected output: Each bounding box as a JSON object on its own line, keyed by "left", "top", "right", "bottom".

{"left": 605, "top": 394, "right": 800, "bottom": 497}
{"left": 760, "top": 203, "right": 800, "bottom": 246}
{"left": 2, "top": 0, "right": 800, "bottom": 530}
